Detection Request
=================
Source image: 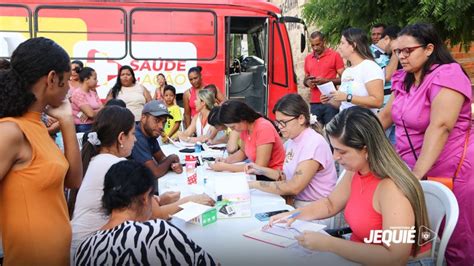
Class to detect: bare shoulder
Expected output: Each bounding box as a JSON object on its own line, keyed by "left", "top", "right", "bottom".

{"left": 377, "top": 177, "right": 408, "bottom": 201}
{"left": 0, "top": 121, "right": 24, "bottom": 178}
{"left": 0, "top": 121, "right": 24, "bottom": 145}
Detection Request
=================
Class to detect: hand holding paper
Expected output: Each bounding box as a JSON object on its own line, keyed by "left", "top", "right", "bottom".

{"left": 317, "top": 81, "right": 336, "bottom": 96}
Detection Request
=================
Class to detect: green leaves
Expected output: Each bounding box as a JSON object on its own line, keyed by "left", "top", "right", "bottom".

{"left": 302, "top": 0, "right": 473, "bottom": 51}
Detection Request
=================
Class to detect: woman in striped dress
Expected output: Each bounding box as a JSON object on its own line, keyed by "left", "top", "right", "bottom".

{"left": 74, "top": 160, "right": 217, "bottom": 266}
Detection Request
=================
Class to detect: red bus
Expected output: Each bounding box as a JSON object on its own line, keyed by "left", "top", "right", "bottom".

{"left": 0, "top": 0, "right": 306, "bottom": 118}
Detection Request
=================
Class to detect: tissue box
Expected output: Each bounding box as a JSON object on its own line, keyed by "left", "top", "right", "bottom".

{"left": 190, "top": 208, "right": 217, "bottom": 226}
{"left": 172, "top": 202, "right": 217, "bottom": 226}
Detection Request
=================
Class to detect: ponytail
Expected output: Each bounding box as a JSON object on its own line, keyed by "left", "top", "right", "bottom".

{"left": 0, "top": 37, "right": 70, "bottom": 118}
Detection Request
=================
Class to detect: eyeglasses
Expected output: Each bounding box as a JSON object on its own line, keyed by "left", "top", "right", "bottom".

{"left": 393, "top": 45, "right": 425, "bottom": 58}
{"left": 274, "top": 117, "right": 297, "bottom": 128}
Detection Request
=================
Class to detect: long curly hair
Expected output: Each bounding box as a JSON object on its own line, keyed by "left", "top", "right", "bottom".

{"left": 0, "top": 37, "right": 70, "bottom": 118}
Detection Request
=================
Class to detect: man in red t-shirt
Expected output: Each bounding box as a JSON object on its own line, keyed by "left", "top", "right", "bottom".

{"left": 303, "top": 31, "right": 345, "bottom": 125}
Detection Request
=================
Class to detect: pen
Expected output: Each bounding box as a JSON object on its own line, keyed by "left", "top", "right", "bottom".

{"left": 273, "top": 211, "right": 301, "bottom": 224}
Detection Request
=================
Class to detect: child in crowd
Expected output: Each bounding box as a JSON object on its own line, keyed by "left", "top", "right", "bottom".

{"left": 162, "top": 85, "right": 182, "bottom": 140}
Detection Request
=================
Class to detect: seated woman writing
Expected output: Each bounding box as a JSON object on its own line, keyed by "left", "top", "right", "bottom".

{"left": 269, "top": 106, "right": 432, "bottom": 265}
{"left": 245, "top": 94, "right": 337, "bottom": 210}
{"left": 209, "top": 101, "right": 285, "bottom": 178}
{"left": 207, "top": 106, "right": 241, "bottom": 153}
{"left": 176, "top": 89, "right": 218, "bottom": 143}
{"left": 74, "top": 160, "right": 217, "bottom": 265}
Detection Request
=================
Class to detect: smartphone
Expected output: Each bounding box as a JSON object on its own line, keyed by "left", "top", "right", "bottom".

{"left": 255, "top": 209, "right": 289, "bottom": 221}
{"left": 179, "top": 148, "right": 195, "bottom": 153}
{"left": 202, "top": 157, "right": 215, "bottom": 162}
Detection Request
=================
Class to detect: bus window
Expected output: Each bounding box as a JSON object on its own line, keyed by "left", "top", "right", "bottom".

{"left": 0, "top": 5, "right": 31, "bottom": 57}
{"left": 35, "top": 6, "right": 126, "bottom": 60}
{"left": 130, "top": 9, "right": 217, "bottom": 60}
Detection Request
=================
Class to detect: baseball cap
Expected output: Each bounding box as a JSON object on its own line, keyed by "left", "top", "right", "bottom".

{"left": 142, "top": 100, "right": 173, "bottom": 119}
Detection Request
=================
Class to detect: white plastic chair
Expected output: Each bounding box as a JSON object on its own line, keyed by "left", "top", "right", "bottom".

{"left": 179, "top": 107, "right": 185, "bottom": 131}
{"left": 328, "top": 169, "right": 347, "bottom": 229}
{"left": 421, "top": 180, "right": 459, "bottom": 266}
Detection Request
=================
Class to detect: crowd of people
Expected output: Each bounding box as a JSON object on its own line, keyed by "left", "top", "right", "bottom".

{"left": 0, "top": 21, "right": 472, "bottom": 266}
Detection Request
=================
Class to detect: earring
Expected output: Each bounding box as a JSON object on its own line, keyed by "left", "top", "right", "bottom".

{"left": 120, "top": 144, "right": 124, "bottom": 148}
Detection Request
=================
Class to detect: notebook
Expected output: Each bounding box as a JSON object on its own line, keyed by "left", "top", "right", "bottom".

{"left": 264, "top": 220, "right": 327, "bottom": 239}
{"left": 243, "top": 228, "right": 297, "bottom": 248}
{"left": 244, "top": 220, "right": 326, "bottom": 247}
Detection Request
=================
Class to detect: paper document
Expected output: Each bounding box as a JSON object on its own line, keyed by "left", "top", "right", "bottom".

{"left": 263, "top": 220, "right": 326, "bottom": 239}
{"left": 318, "top": 81, "right": 336, "bottom": 95}
{"left": 244, "top": 228, "right": 297, "bottom": 248}
{"left": 169, "top": 138, "right": 195, "bottom": 148}
{"left": 172, "top": 202, "right": 213, "bottom": 222}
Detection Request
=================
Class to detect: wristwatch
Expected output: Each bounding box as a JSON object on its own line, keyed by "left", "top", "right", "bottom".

{"left": 346, "top": 93, "right": 353, "bottom": 103}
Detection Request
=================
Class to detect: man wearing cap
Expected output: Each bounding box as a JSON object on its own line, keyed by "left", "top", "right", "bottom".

{"left": 131, "top": 100, "right": 183, "bottom": 178}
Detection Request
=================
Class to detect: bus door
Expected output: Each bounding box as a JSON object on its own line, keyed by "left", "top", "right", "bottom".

{"left": 225, "top": 16, "right": 268, "bottom": 115}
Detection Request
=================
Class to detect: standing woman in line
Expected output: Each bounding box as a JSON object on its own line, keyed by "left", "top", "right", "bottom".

{"left": 322, "top": 28, "right": 384, "bottom": 113}
{"left": 154, "top": 73, "right": 167, "bottom": 100}
{"left": 106, "top": 65, "right": 152, "bottom": 122}
{"left": 67, "top": 60, "right": 84, "bottom": 100}
{"left": 378, "top": 23, "right": 474, "bottom": 265}
{"left": 183, "top": 66, "right": 225, "bottom": 128}
{"left": 70, "top": 67, "right": 103, "bottom": 133}
{"left": 0, "top": 37, "right": 82, "bottom": 265}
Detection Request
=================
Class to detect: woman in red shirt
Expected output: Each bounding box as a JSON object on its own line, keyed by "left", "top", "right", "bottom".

{"left": 209, "top": 101, "right": 285, "bottom": 179}
{"left": 270, "top": 106, "right": 432, "bottom": 265}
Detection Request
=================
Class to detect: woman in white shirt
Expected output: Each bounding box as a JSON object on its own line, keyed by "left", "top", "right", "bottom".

{"left": 177, "top": 89, "right": 218, "bottom": 143}
{"left": 323, "top": 28, "right": 384, "bottom": 113}
{"left": 106, "top": 65, "right": 152, "bottom": 122}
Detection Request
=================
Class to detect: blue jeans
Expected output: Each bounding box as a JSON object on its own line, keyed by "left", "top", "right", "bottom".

{"left": 310, "top": 103, "right": 339, "bottom": 125}
{"left": 385, "top": 124, "right": 396, "bottom": 145}
{"left": 75, "top": 124, "right": 92, "bottom": 133}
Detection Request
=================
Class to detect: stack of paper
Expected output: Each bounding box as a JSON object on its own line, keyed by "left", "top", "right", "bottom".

{"left": 214, "top": 175, "right": 251, "bottom": 218}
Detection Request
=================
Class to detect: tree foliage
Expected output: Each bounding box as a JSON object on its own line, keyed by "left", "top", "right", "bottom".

{"left": 302, "top": 0, "right": 473, "bottom": 51}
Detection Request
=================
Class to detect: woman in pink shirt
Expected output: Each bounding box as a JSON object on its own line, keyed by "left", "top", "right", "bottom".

{"left": 245, "top": 94, "right": 337, "bottom": 209}
{"left": 71, "top": 67, "right": 103, "bottom": 133}
{"left": 378, "top": 23, "right": 473, "bottom": 265}
{"left": 209, "top": 100, "right": 285, "bottom": 177}
{"left": 270, "top": 107, "right": 432, "bottom": 265}
{"left": 67, "top": 60, "right": 83, "bottom": 101}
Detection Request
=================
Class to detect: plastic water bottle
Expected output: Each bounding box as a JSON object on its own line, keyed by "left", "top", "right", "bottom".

{"left": 185, "top": 155, "right": 198, "bottom": 185}
{"left": 195, "top": 141, "right": 202, "bottom": 153}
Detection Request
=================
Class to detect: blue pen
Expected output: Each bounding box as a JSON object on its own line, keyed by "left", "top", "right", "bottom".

{"left": 287, "top": 211, "right": 301, "bottom": 219}
{"left": 273, "top": 211, "right": 301, "bottom": 224}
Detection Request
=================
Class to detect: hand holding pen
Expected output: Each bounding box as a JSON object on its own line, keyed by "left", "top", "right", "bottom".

{"left": 266, "top": 211, "right": 301, "bottom": 229}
